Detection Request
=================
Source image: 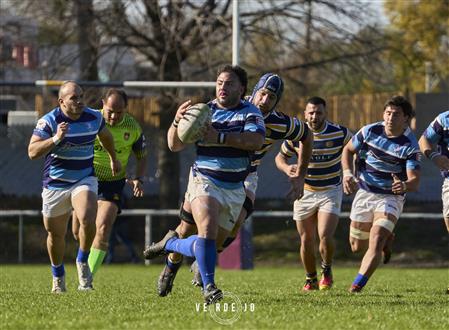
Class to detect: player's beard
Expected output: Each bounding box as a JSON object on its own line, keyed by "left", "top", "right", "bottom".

{"left": 218, "top": 93, "right": 241, "bottom": 109}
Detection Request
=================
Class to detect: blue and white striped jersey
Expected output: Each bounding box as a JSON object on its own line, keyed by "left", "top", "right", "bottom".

{"left": 352, "top": 121, "right": 421, "bottom": 195}
{"left": 194, "top": 99, "right": 265, "bottom": 189}
{"left": 32, "top": 107, "right": 105, "bottom": 190}
{"left": 281, "top": 120, "right": 351, "bottom": 191}
{"left": 250, "top": 110, "right": 309, "bottom": 173}
{"left": 422, "top": 110, "right": 449, "bottom": 178}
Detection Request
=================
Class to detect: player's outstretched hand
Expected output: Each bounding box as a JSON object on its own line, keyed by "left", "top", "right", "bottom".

{"left": 343, "top": 175, "right": 358, "bottom": 195}
{"left": 126, "top": 178, "right": 144, "bottom": 197}
{"left": 287, "top": 175, "right": 305, "bottom": 201}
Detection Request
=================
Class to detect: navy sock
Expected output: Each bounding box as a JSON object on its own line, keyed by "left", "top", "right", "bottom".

{"left": 165, "top": 235, "right": 197, "bottom": 257}
{"left": 51, "top": 264, "right": 65, "bottom": 277}
{"left": 76, "top": 248, "right": 90, "bottom": 263}
{"left": 166, "top": 256, "right": 182, "bottom": 271}
{"left": 194, "top": 238, "right": 216, "bottom": 289}
{"left": 353, "top": 273, "right": 369, "bottom": 287}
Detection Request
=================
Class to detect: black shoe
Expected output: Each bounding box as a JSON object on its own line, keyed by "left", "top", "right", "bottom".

{"left": 203, "top": 283, "right": 223, "bottom": 305}
{"left": 190, "top": 260, "right": 203, "bottom": 288}
{"left": 143, "top": 230, "right": 178, "bottom": 260}
{"left": 157, "top": 259, "right": 181, "bottom": 297}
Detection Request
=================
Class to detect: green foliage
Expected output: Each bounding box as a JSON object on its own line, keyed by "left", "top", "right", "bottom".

{"left": 383, "top": 0, "right": 449, "bottom": 92}
{"left": 1, "top": 265, "right": 448, "bottom": 329}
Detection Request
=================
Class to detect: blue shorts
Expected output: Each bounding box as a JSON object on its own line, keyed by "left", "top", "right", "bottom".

{"left": 98, "top": 179, "right": 126, "bottom": 213}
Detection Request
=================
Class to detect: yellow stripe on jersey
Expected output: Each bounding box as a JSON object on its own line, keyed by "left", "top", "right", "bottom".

{"left": 308, "top": 156, "right": 342, "bottom": 168}
{"left": 313, "top": 146, "right": 343, "bottom": 155}
{"left": 306, "top": 170, "right": 342, "bottom": 180}
{"left": 314, "top": 131, "right": 345, "bottom": 140}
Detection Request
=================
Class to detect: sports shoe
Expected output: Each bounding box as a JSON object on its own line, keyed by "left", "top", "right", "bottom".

{"left": 76, "top": 261, "right": 94, "bottom": 291}
{"left": 383, "top": 232, "right": 395, "bottom": 264}
{"left": 349, "top": 284, "right": 363, "bottom": 293}
{"left": 157, "top": 260, "right": 181, "bottom": 297}
{"left": 319, "top": 272, "right": 333, "bottom": 290}
{"left": 143, "top": 230, "right": 178, "bottom": 260}
{"left": 203, "top": 283, "right": 223, "bottom": 305}
{"left": 302, "top": 278, "right": 318, "bottom": 291}
{"left": 190, "top": 260, "right": 203, "bottom": 288}
{"left": 51, "top": 276, "right": 66, "bottom": 293}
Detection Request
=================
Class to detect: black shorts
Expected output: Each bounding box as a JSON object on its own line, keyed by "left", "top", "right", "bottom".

{"left": 98, "top": 179, "right": 126, "bottom": 213}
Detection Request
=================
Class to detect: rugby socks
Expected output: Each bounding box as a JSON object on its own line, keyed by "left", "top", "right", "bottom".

{"left": 51, "top": 263, "right": 65, "bottom": 278}
{"left": 166, "top": 255, "right": 182, "bottom": 272}
{"left": 306, "top": 272, "right": 317, "bottom": 280}
{"left": 76, "top": 248, "right": 90, "bottom": 263}
{"left": 352, "top": 273, "right": 369, "bottom": 288}
{"left": 321, "top": 261, "right": 332, "bottom": 276}
{"left": 88, "top": 248, "right": 106, "bottom": 275}
{"left": 165, "top": 235, "right": 197, "bottom": 257}
{"left": 194, "top": 238, "right": 216, "bottom": 289}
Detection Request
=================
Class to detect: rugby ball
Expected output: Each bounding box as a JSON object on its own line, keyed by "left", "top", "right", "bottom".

{"left": 177, "top": 103, "right": 211, "bottom": 144}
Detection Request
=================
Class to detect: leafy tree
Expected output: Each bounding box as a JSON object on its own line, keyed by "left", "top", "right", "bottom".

{"left": 383, "top": 0, "right": 449, "bottom": 93}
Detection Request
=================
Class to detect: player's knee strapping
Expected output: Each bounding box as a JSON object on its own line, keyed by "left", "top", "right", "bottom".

{"left": 179, "top": 200, "right": 195, "bottom": 225}
{"left": 350, "top": 227, "right": 370, "bottom": 240}
{"left": 243, "top": 196, "right": 254, "bottom": 219}
{"left": 373, "top": 218, "right": 395, "bottom": 233}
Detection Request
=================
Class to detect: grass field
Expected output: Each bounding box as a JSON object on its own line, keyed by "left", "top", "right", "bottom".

{"left": 1, "top": 264, "right": 448, "bottom": 329}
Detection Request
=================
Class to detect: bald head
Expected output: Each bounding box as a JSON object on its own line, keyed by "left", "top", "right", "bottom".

{"left": 58, "top": 81, "right": 84, "bottom": 119}
{"left": 58, "top": 81, "right": 82, "bottom": 99}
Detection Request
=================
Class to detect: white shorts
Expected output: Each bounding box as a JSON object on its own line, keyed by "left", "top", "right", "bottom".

{"left": 442, "top": 178, "right": 449, "bottom": 218}
{"left": 185, "top": 170, "right": 246, "bottom": 232}
{"left": 244, "top": 172, "right": 258, "bottom": 196}
{"left": 350, "top": 188, "right": 405, "bottom": 223}
{"left": 293, "top": 185, "right": 343, "bottom": 221}
{"left": 41, "top": 176, "right": 98, "bottom": 218}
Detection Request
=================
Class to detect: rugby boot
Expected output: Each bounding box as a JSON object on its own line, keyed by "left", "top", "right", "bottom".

{"left": 143, "top": 230, "right": 178, "bottom": 260}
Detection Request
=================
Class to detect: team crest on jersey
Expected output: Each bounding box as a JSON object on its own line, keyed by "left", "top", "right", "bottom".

{"left": 113, "top": 194, "right": 119, "bottom": 200}
{"left": 36, "top": 119, "right": 47, "bottom": 130}
{"left": 124, "top": 132, "right": 130, "bottom": 140}
{"left": 325, "top": 141, "right": 333, "bottom": 148}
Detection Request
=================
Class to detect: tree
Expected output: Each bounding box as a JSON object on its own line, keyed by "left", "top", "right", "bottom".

{"left": 383, "top": 0, "right": 449, "bottom": 93}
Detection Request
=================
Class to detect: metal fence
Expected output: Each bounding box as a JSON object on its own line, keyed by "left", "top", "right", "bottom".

{"left": 0, "top": 209, "right": 443, "bottom": 264}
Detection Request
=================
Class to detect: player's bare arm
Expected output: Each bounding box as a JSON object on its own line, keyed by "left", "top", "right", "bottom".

{"left": 275, "top": 152, "right": 297, "bottom": 177}
{"left": 419, "top": 135, "right": 449, "bottom": 171}
{"left": 28, "top": 122, "right": 68, "bottom": 159}
{"left": 342, "top": 140, "right": 358, "bottom": 195}
{"left": 167, "top": 100, "right": 191, "bottom": 152}
{"left": 289, "top": 130, "right": 313, "bottom": 199}
{"left": 97, "top": 126, "right": 121, "bottom": 176}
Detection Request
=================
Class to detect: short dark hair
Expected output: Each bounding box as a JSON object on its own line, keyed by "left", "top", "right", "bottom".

{"left": 306, "top": 96, "right": 326, "bottom": 107}
{"left": 384, "top": 95, "right": 414, "bottom": 118}
{"left": 103, "top": 88, "right": 128, "bottom": 106}
{"left": 217, "top": 64, "right": 248, "bottom": 99}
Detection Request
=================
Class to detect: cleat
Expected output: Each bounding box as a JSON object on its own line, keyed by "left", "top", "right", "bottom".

{"left": 319, "top": 273, "right": 333, "bottom": 291}
{"left": 76, "top": 261, "right": 94, "bottom": 291}
{"left": 143, "top": 230, "right": 178, "bottom": 260}
{"left": 157, "top": 260, "right": 181, "bottom": 297}
{"left": 51, "top": 276, "right": 66, "bottom": 293}
{"left": 302, "top": 278, "right": 318, "bottom": 291}
{"left": 203, "top": 283, "right": 223, "bottom": 305}
{"left": 190, "top": 260, "right": 203, "bottom": 288}
{"left": 349, "top": 284, "right": 363, "bottom": 293}
{"left": 383, "top": 232, "right": 395, "bottom": 264}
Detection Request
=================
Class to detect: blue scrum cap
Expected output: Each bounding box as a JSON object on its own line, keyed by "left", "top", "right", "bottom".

{"left": 249, "top": 73, "right": 284, "bottom": 111}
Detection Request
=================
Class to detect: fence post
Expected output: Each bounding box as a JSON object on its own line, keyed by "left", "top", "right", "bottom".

{"left": 145, "top": 214, "right": 152, "bottom": 265}
{"left": 18, "top": 215, "right": 23, "bottom": 263}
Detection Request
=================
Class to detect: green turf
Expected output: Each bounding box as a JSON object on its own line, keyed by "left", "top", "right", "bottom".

{"left": 0, "top": 265, "right": 448, "bottom": 329}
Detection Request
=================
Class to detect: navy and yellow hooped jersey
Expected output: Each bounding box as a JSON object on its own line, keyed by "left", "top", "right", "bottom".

{"left": 250, "top": 110, "right": 309, "bottom": 172}
{"left": 281, "top": 120, "right": 352, "bottom": 191}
